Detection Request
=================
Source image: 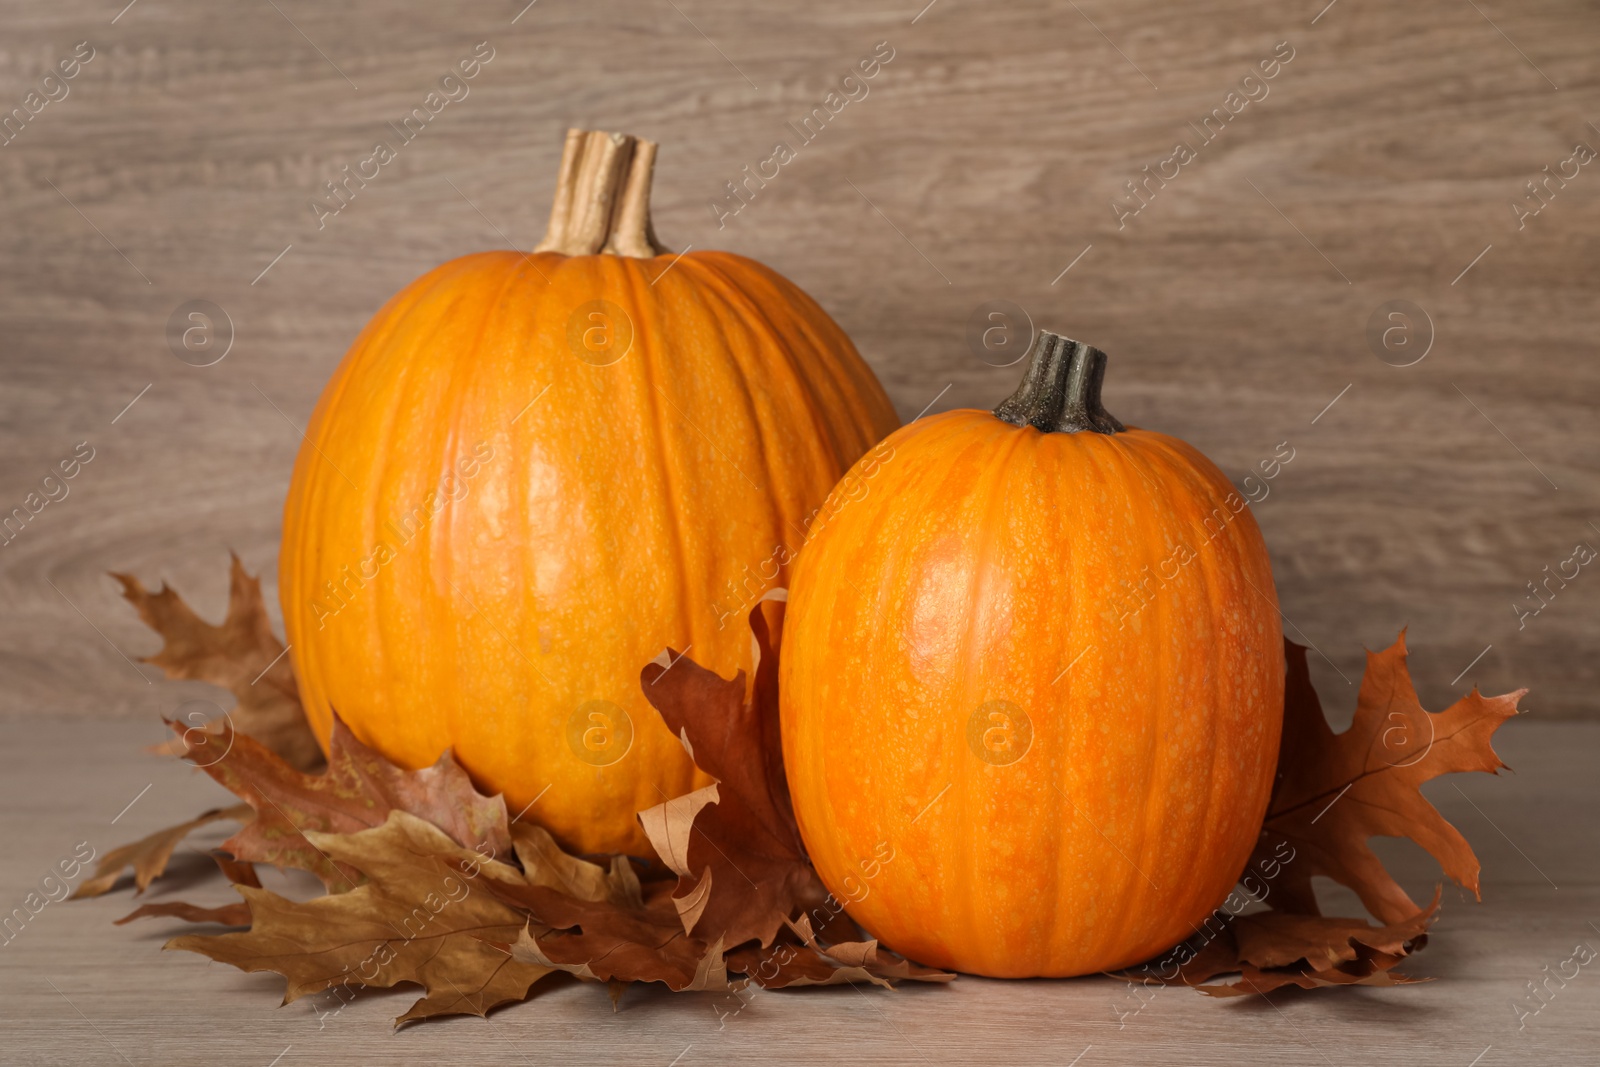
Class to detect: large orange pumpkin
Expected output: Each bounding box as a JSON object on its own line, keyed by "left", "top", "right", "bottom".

{"left": 780, "top": 333, "right": 1283, "bottom": 976}
{"left": 280, "top": 129, "right": 898, "bottom": 855}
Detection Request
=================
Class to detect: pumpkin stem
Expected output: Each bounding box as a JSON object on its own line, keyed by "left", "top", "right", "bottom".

{"left": 534, "top": 129, "right": 669, "bottom": 257}
{"left": 993, "top": 331, "right": 1125, "bottom": 434}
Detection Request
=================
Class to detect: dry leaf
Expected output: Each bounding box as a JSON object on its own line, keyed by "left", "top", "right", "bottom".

{"left": 118, "top": 899, "right": 254, "bottom": 927}
{"left": 175, "top": 716, "right": 511, "bottom": 891}
{"left": 727, "top": 936, "right": 954, "bottom": 990}
{"left": 115, "top": 555, "right": 323, "bottom": 772}
{"left": 1254, "top": 634, "right": 1523, "bottom": 922}
{"left": 211, "top": 851, "right": 261, "bottom": 889}
{"left": 168, "top": 811, "right": 554, "bottom": 1027}
{"left": 72, "top": 804, "right": 252, "bottom": 899}
{"left": 510, "top": 822, "right": 641, "bottom": 905}
{"left": 1227, "top": 897, "right": 1432, "bottom": 972}
{"left": 751, "top": 913, "right": 951, "bottom": 988}
{"left": 488, "top": 868, "right": 718, "bottom": 991}
{"left": 503, "top": 916, "right": 726, "bottom": 992}
{"left": 1179, "top": 895, "right": 1438, "bottom": 996}
{"left": 637, "top": 591, "right": 828, "bottom": 949}
{"left": 116, "top": 851, "right": 261, "bottom": 927}
{"left": 488, "top": 862, "right": 951, "bottom": 994}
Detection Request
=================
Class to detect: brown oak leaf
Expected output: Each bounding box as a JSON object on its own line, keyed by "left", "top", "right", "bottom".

{"left": 1178, "top": 894, "right": 1438, "bottom": 996}
{"left": 489, "top": 880, "right": 947, "bottom": 997}
{"left": 168, "top": 811, "right": 554, "bottom": 1027}
{"left": 116, "top": 851, "right": 262, "bottom": 927}
{"left": 72, "top": 804, "right": 253, "bottom": 899}
{"left": 1253, "top": 634, "right": 1523, "bottom": 922}
{"left": 484, "top": 840, "right": 719, "bottom": 991}
{"left": 118, "top": 899, "right": 254, "bottom": 928}
{"left": 509, "top": 822, "right": 642, "bottom": 905}
{"left": 175, "top": 716, "right": 512, "bottom": 891}
{"left": 728, "top": 932, "right": 955, "bottom": 990}
{"left": 486, "top": 800, "right": 950, "bottom": 997}
{"left": 115, "top": 555, "right": 323, "bottom": 772}
{"left": 505, "top": 922, "right": 729, "bottom": 993}
{"left": 637, "top": 591, "right": 828, "bottom": 950}
{"left": 211, "top": 851, "right": 261, "bottom": 888}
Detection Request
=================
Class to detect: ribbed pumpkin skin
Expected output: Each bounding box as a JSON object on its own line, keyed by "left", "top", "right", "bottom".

{"left": 281, "top": 249, "right": 897, "bottom": 856}
{"left": 780, "top": 410, "right": 1283, "bottom": 977}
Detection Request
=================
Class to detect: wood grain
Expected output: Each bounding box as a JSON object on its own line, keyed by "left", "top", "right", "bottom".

{"left": 0, "top": 0, "right": 1595, "bottom": 731}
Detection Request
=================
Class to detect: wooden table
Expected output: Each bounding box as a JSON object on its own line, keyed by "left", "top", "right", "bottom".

{"left": 1, "top": 715, "right": 1593, "bottom": 1065}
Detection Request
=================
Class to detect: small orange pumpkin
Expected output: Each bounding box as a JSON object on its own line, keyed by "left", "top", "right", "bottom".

{"left": 280, "top": 129, "right": 898, "bottom": 856}
{"left": 780, "top": 333, "right": 1283, "bottom": 976}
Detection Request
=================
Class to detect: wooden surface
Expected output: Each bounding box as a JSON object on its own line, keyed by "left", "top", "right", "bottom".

{"left": 1, "top": 715, "right": 1593, "bottom": 1064}
{"left": 0, "top": 0, "right": 1596, "bottom": 720}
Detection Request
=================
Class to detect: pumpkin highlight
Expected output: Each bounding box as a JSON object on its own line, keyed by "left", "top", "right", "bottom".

{"left": 780, "top": 333, "right": 1284, "bottom": 977}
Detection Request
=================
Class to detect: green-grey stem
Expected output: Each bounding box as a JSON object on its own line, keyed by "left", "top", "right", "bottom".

{"left": 993, "top": 331, "right": 1124, "bottom": 434}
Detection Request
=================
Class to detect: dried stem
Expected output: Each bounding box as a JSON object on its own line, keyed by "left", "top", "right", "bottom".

{"left": 993, "top": 332, "right": 1124, "bottom": 435}
{"left": 534, "top": 129, "right": 668, "bottom": 257}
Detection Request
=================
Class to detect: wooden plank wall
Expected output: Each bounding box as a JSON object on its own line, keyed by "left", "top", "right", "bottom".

{"left": 1, "top": 0, "right": 1595, "bottom": 718}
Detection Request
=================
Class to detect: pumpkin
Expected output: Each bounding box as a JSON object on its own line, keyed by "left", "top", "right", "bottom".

{"left": 280, "top": 129, "right": 899, "bottom": 856}
{"left": 779, "top": 333, "right": 1283, "bottom": 977}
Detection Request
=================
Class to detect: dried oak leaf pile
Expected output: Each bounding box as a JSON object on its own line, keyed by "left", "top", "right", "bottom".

{"left": 76, "top": 558, "right": 1524, "bottom": 1024}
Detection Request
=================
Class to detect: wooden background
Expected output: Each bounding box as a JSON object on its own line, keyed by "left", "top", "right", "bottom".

{"left": 2, "top": 0, "right": 1597, "bottom": 727}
